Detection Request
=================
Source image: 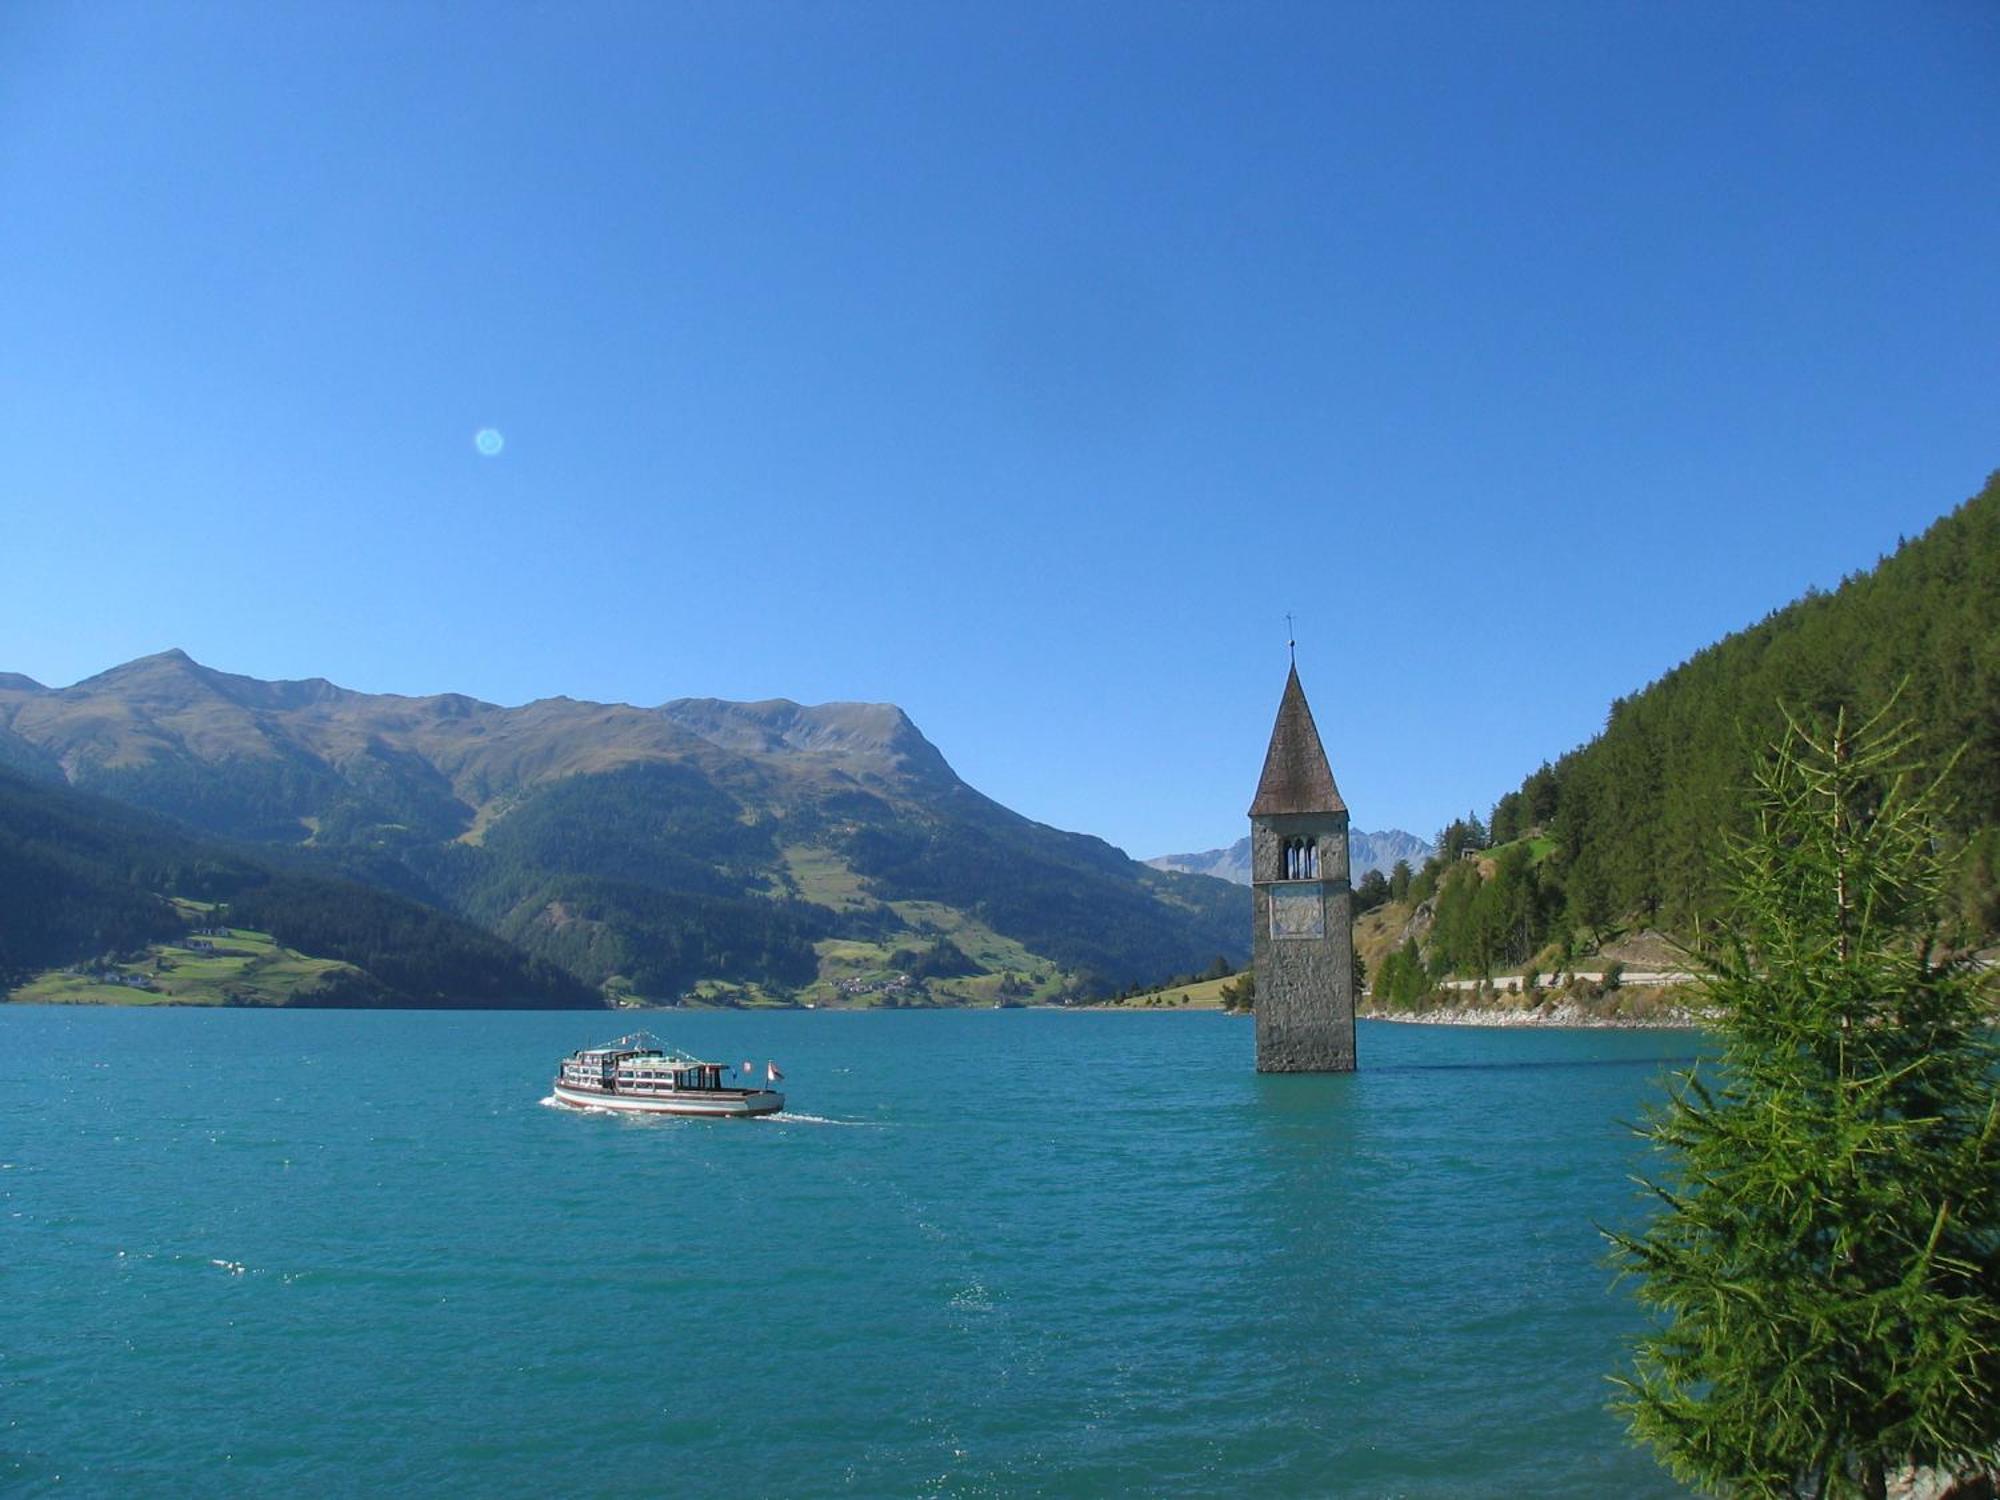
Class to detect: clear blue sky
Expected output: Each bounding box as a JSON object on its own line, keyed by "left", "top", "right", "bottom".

{"left": 3, "top": 2, "right": 1996, "bottom": 858}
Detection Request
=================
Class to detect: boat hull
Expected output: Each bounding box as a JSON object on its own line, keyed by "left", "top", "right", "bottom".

{"left": 551, "top": 1082, "right": 785, "bottom": 1117}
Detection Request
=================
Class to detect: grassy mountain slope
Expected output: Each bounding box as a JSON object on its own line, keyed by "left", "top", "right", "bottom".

{"left": 0, "top": 766, "right": 599, "bottom": 1007}
{"left": 0, "top": 656, "right": 1249, "bottom": 1000}
{"left": 15, "top": 900, "right": 366, "bottom": 1007}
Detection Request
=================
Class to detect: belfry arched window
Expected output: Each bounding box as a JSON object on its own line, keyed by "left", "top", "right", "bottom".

{"left": 1281, "top": 837, "right": 1321, "bottom": 880}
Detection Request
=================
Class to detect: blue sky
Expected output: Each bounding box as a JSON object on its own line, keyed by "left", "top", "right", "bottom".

{"left": 3, "top": 2, "right": 1996, "bottom": 858}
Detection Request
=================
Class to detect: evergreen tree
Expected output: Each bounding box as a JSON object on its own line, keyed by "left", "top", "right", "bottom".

{"left": 1523, "top": 762, "right": 1561, "bottom": 827}
{"left": 1436, "top": 814, "right": 1489, "bottom": 861}
{"left": 1389, "top": 859, "right": 1413, "bottom": 903}
{"left": 1373, "top": 938, "right": 1429, "bottom": 1010}
{"left": 1607, "top": 707, "right": 2000, "bottom": 1500}
{"left": 1355, "top": 867, "right": 1391, "bottom": 914}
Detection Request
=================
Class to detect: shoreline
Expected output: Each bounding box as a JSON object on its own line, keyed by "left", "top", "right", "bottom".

{"left": 1359, "top": 1003, "right": 1706, "bottom": 1030}
{"left": 1074, "top": 1004, "right": 1706, "bottom": 1028}
{"left": 5, "top": 993, "right": 1710, "bottom": 1027}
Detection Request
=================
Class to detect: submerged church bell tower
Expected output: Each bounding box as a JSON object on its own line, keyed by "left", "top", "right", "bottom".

{"left": 1249, "top": 663, "right": 1356, "bottom": 1072}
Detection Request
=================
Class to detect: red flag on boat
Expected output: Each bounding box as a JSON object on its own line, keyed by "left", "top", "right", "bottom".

{"left": 767, "top": 1061, "right": 784, "bottom": 1083}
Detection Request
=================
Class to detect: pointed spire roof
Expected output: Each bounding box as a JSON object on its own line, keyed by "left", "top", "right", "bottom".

{"left": 1249, "top": 665, "right": 1345, "bottom": 817}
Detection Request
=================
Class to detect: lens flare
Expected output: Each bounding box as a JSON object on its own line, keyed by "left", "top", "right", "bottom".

{"left": 474, "top": 428, "right": 505, "bottom": 457}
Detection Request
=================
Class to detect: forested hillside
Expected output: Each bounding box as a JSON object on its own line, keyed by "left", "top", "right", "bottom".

{"left": 0, "top": 767, "right": 598, "bottom": 1006}
{"left": 1384, "top": 470, "right": 1999, "bottom": 985}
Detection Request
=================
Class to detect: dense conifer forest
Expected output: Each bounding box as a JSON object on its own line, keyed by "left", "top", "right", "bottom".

{"left": 0, "top": 767, "right": 202, "bottom": 975}
{"left": 1393, "top": 472, "right": 2000, "bottom": 982}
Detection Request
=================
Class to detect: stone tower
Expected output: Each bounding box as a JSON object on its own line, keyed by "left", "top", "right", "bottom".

{"left": 1249, "top": 664, "right": 1355, "bottom": 1072}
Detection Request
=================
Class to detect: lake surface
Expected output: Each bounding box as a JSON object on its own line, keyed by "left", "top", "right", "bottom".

{"left": 1, "top": 1008, "right": 1698, "bottom": 1498}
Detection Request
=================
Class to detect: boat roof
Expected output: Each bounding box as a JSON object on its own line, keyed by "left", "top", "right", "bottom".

{"left": 619, "top": 1052, "right": 719, "bottom": 1070}
{"left": 568, "top": 1031, "right": 723, "bottom": 1068}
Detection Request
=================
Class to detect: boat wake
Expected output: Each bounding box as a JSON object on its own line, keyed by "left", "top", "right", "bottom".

{"left": 541, "top": 1094, "right": 621, "bottom": 1115}
{"left": 542, "top": 1095, "right": 864, "bottom": 1127}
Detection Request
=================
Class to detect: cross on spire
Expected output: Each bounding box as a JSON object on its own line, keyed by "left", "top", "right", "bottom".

{"left": 1285, "top": 612, "right": 1296, "bottom": 664}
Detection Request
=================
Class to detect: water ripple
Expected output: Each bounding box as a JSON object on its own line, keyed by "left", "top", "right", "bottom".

{"left": 0, "top": 1007, "right": 1697, "bottom": 1498}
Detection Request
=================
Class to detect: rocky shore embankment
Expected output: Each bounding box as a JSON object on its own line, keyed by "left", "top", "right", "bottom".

{"left": 1361, "top": 1004, "right": 1703, "bottom": 1029}
{"left": 1360, "top": 984, "right": 1707, "bottom": 1029}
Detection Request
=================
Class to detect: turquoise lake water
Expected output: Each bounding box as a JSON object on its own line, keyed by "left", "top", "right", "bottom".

{"left": 2, "top": 1008, "right": 1699, "bottom": 1497}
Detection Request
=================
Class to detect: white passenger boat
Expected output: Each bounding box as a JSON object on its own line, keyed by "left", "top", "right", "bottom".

{"left": 551, "top": 1033, "right": 784, "bottom": 1117}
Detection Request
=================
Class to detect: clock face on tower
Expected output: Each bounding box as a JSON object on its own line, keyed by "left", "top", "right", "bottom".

{"left": 1269, "top": 882, "right": 1326, "bottom": 940}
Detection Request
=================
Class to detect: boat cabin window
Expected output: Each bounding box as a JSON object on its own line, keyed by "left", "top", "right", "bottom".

{"left": 564, "top": 1045, "right": 729, "bottom": 1095}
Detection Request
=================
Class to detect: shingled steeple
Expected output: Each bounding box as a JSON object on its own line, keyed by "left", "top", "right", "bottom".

{"left": 1248, "top": 662, "right": 1355, "bottom": 1072}
{"left": 1248, "top": 664, "right": 1345, "bottom": 817}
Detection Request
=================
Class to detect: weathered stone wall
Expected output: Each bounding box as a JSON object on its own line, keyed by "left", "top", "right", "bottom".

{"left": 1252, "top": 811, "right": 1356, "bottom": 1072}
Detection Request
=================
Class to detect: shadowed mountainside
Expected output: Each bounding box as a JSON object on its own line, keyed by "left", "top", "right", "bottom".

{"left": 0, "top": 765, "right": 599, "bottom": 1007}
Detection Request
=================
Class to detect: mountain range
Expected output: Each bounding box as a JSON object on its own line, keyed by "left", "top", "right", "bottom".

{"left": 11, "top": 472, "right": 1991, "bottom": 1010}
{"left": 1145, "top": 830, "right": 1434, "bottom": 887}
{"left": 0, "top": 651, "right": 1248, "bottom": 1003}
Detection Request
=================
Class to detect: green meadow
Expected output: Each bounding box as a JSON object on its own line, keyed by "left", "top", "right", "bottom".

{"left": 9, "top": 900, "right": 357, "bottom": 1007}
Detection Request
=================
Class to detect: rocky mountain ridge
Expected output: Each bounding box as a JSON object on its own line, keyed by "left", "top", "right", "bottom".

{"left": 1145, "top": 829, "right": 1434, "bottom": 886}
{"left": 0, "top": 651, "right": 1247, "bottom": 1002}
